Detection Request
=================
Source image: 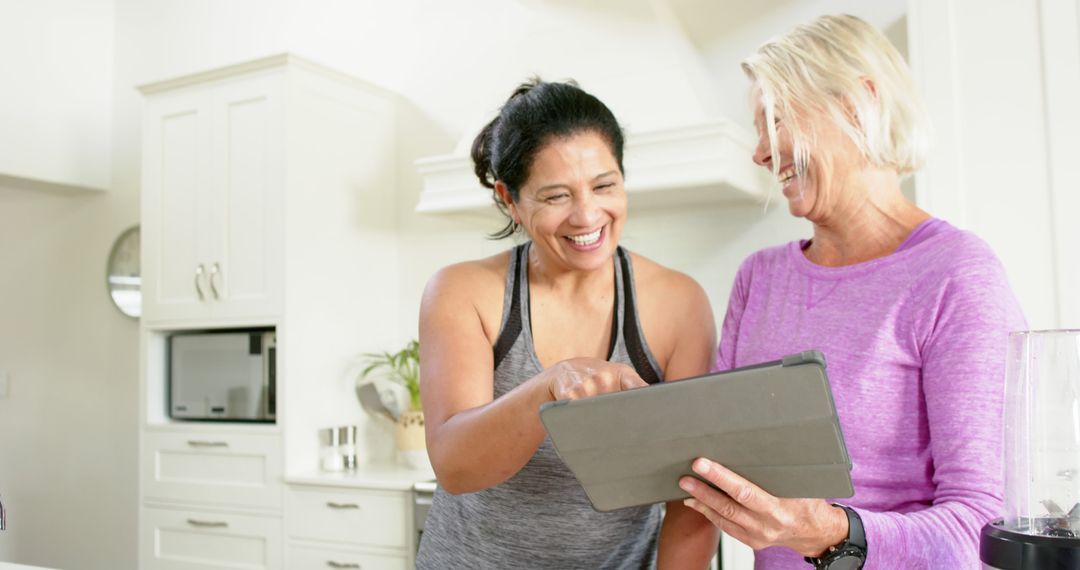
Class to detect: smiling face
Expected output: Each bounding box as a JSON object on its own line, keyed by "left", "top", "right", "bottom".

{"left": 499, "top": 130, "right": 626, "bottom": 273}
{"left": 751, "top": 94, "right": 866, "bottom": 221}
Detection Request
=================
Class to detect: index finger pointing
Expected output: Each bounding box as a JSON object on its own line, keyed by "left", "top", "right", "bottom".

{"left": 618, "top": 368, "right": 648, "bottom": 390}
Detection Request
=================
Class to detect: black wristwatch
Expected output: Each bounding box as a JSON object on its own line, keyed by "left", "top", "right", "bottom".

{"left": 804, "top": 505, "right": 867, "bottom": 570}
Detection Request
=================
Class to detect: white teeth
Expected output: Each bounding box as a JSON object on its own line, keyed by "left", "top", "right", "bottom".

{"left": 778, "top": 167, "right": 796, "bottom": 184}
{"left": 569, "top": 228, "right": 602, "bottom": 246}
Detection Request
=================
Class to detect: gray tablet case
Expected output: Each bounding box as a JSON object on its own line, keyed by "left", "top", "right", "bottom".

{"left": 539, "top": 351, "right": 853, "bottom": 512}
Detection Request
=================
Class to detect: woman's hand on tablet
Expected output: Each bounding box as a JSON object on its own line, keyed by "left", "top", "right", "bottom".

{"left": 545, "top": 358, "right": 648, "bottom": 401}
{"left": 678, "top": 458, "right": 849, "bottom": 558}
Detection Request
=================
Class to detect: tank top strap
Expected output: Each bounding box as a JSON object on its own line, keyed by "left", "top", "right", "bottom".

{"left": 493, "top": 243, "right": 662, "bottom": 383}
{"left": 607, "top": 249, "right": 624, "bottom": 362}
{"left": 492, "top": 243, "right": 528, "bottom": 370}
{"left": 614, "top": 246, "right": 664, "bottom": 384}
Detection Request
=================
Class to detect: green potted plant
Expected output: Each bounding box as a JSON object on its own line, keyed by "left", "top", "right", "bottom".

{"left": 359, "top": 340, "right": 428, "bottom": 469}
{"left": 360, "top": 339, "right": 420, "bottom": 411}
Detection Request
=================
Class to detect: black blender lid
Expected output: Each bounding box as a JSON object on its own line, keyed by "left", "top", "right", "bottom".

{"left": 982, "top": 520, "right": 1080, "bottom": 569}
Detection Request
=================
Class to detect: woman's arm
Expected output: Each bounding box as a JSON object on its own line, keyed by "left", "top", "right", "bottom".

{"left": 715, "top": 256, "right": 752, "bottom": 372}
{"left": 653, "top": 272, "right": 721, "bottom": 570}
{"left": 680, "top": 244, "right": 1027, "bottom": 569}
{"left": 420, "top": 264, "right": 646, "bottom": 495}
{"left": 849, "top": 248, "right": 1026, "bottom": 568}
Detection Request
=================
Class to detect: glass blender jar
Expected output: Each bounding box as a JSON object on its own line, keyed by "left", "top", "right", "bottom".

{"left": 982, "top": 330, "right": 1080, "bottom": 568}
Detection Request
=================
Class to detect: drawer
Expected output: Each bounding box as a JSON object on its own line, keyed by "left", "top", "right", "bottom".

{"left": 142, "top": 430, "right": 283, "bottom": 509}
{"left": 140, "top": 505, "right": 282, "bottom": 570}
{"left": 286, "top": 487, "right": 408, "bottom": 549}
{"left": 287, "top": 543, "right": 408, "bottom": 570}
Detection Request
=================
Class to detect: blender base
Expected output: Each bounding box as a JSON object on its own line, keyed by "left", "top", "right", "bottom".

{"left": 981, "top": 520, "right": 1080, "bottom": 569}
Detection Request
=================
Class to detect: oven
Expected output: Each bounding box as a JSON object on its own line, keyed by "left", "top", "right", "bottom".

{"left": 412, "top": 480, "right": 435, "bottom": 551}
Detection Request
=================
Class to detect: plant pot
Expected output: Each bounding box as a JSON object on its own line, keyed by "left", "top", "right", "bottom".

{"left": 395, "top": 410, "right": 431, "bottom": 472}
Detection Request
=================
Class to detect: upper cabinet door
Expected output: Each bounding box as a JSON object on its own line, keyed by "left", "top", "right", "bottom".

{"left": 141, "top": 71, "right": 284, "bottom": 326}
{"left": 204, "top": 74, "right": 284, "bottom": 322}
{"left": 142, "top": 88, "right": 214, "bottom": 323}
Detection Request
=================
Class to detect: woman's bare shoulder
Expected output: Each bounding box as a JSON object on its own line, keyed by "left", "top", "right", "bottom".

{"left": 422, "top": 250, "right": 514, "bottom": 346}
{"left": 627, "top": 251, "right": 708, "bottom": 303}
{"left": 426, "top": 250, "right": 511, "bottom": 289}
{"left": 627, "top": 251, "right": 716, "bottom": 379}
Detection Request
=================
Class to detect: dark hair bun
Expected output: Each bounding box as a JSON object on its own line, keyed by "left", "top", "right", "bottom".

{"left": 470, "top": 78, "right": 625, "bottom": 239}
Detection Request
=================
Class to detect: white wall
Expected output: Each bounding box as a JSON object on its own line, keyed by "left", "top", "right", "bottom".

{"left": 1039, "top": 0, "right": 1080, "bottom": 327}
{"left": 908, "top": 0, "right": 1076, "bottom": 329}
{"left": 680, "top": 0, "right": 908, "bottom": 134}
{"left": 0, "top": 184, "right": 139, "bottom": 568}
{"left": 0, "top": 1, "right": 139, "bottom": 569}
{"left": 0, "top": 0, "right": 114, "bottom": 191}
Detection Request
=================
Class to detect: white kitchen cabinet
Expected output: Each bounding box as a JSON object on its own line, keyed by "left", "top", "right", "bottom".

{"left": 287, "top": 544, "right": 408, "bottom": 570}
{"left": 141, "top": 429, "right": 283, "bottom": 511}
{"left": 138, "top": 53, "right": 402, "bottom": 570}
{"left": 140, "top": 504, "right": 282, "bottom": 570}
{"left": 140, "top": 52, "right": 399, "bottom": 332}
{"left": 141, "top": 67, "right": 284, "bottom": 325}
{"left": 286, "top": 486, "right": 409, "bottom": 549}
{"left": 285, "top": 484, "right": 414, "bottom": 570}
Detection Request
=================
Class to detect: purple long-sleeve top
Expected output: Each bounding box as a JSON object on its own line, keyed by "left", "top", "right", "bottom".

{"left": 715, "top": 219, "right": 1026, "bottom": 569}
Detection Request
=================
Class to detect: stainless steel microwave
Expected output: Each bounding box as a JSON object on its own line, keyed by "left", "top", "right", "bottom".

{"left": 168, "top": 329, "right": 276, "bottom": 422}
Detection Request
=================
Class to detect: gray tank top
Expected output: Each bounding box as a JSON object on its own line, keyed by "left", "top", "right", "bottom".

{"left": 416, "top": 243, "right": 664, "bottom": 570}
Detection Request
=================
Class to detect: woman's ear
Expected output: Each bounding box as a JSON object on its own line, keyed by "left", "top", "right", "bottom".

{"left": 860, "top": 76, "right": 879, "bottom": 100}
{"left": 832, "top": 80, "right": 874, "bottom": 134}
{"left": 495, "top": 181, "right": 521, "bottom": 224}
{"left": 843, "top": 76, "right": 879, "bottom": 126}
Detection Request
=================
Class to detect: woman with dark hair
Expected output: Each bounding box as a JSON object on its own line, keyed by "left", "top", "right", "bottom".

{"left": 415, "top": 79, "right": 719, "bottom": 569}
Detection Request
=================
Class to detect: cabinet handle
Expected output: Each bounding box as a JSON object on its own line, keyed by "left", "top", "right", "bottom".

{"left": 209, "top": 262, "right": 221, "bottom": 300}
{"left": 326, "top": 562, "right": 361, "bottom": 569}
{"left": 186, "top": 518, "right": 228, "bottom": 528}
{"left": 326, "top": 502, "right": 360, "bottom": 509}
{"left": 187, "top": 440, "right": 228, "bottom": 448}
{"left": 194, "top": 264, "right": 206, "bottom": 301}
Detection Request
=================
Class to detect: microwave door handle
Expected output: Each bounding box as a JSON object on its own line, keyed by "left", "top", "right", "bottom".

{"left": 263, "top": 334, "right": 276, "bottom": 419}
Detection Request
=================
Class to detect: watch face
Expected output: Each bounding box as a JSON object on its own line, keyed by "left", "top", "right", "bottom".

{"left": 827, "top": 558, "right": 863, "bottom": 570}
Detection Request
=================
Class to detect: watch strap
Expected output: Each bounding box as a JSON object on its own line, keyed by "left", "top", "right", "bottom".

{"left": 843, "top": 505, "right": 866, "bottom": 551}
{"left": 804, "top": 505, "right": 867, "bottom": 569}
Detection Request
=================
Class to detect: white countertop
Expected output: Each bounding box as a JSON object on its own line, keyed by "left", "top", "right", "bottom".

{"left": 286, "top": 463, "right": 437, "bottom": 491}
{"left": 0, "top": 563, "right": 62, "bottom": 570}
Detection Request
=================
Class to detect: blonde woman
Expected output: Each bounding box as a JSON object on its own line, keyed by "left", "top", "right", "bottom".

{"left": 679, "top": 14, "right": 1026, "bottom": 570}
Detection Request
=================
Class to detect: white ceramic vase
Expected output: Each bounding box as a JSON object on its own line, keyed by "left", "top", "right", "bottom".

{"left": 395, "top": 410, "right": 432, "bottom": 472}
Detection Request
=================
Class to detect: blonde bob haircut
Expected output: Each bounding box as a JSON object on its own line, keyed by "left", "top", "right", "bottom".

{"left": 741, "top": 14, "right": 930, "bottom": 180}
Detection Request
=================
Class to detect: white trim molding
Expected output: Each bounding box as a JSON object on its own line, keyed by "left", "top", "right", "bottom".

{"left": 908, "top": 0, "right": 968, "bottom": 228}
{"left": 415, "top": 119, "right": 772, "bottom": 214}
{"left": 907, "top": 0, "right": 1064, "bottom": 329}
{"left": 1039, "top": 0, "right": 1080, "bottom": 327}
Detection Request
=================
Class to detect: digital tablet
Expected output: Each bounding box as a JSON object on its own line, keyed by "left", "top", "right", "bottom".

{"left": 538, "top": 351, "right": 853, "bottom": 512}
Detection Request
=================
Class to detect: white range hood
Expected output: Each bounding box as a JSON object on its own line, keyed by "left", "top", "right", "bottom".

{"left": 413, "top": 0, "right": 773, "bottom": 215}
{"left": 415, "top": 118, "right": 771, "bottom": 214}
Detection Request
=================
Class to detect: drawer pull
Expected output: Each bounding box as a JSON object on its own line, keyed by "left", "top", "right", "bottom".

{"left": 187, "top": 440, "right": 229, "bottom": 448}
{"left": 326, "top": 562, "right": 361, "bottom": 569}
{"left": 326, "top": 502, "right": 360, "bottom": 510}
{"left": 186, "top": 518, "right": 228, "bottom": 528}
